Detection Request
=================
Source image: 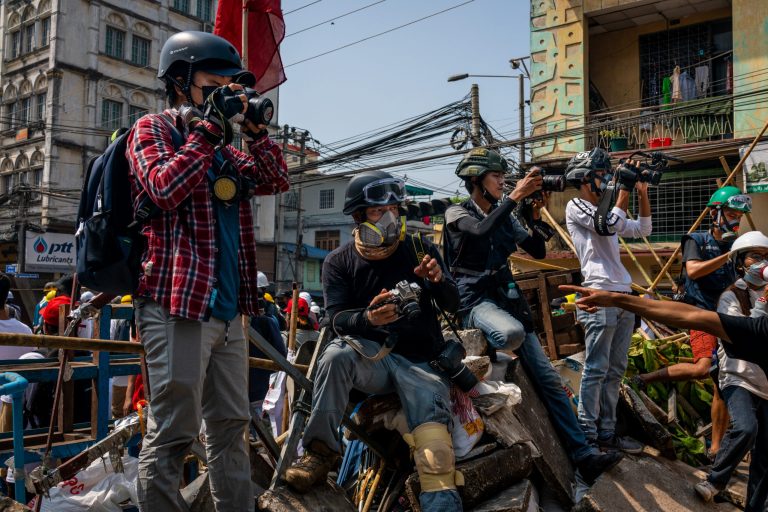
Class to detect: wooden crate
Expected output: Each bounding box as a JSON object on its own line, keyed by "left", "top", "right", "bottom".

{"left": 517, "top": 269, "right": 585, "bottom": 360}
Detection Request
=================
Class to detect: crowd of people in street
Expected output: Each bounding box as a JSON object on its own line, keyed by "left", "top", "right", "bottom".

{"left": 0, "top": 29, "right": 766, "bottom": 512}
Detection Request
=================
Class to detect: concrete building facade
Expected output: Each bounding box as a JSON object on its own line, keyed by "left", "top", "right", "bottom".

{"left": 0, "top": 0, "right": 217, "bottom": 267}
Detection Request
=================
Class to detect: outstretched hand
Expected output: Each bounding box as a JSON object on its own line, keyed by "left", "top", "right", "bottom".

{"left": 558, "top": 285, "right": 617, "bottom": 313}
{"left": 414, "top": 255, "right": 443, "bottom": 283}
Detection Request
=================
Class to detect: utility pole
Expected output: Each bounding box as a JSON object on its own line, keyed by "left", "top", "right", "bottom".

{"left": 293, "top": 131, "right": 307, "bottom": 286}
{"left": 518, "top": 75, "right": 525, "bottom": 165}
{"left": 470, "top": 83, "right": 481, "bottom": 147}
{"left": 275, "top": 124, "right": 289, "bottom": 293}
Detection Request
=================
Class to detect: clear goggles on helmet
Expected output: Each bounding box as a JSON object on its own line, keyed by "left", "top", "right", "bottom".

{"left": 362, "top": 178, "right": 406, "bottom": 205}
{"left": 724, "top": 194, "right": 752, "bottom": 212}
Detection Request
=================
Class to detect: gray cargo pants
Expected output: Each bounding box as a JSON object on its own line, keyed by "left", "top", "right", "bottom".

{"left": 134, "top": 298, "right": 251, "bottom": 512}
{"left": 303, "top": 337, "right": 462, "bottom": 511}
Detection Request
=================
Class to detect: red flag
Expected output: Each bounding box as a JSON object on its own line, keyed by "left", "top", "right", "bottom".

{"left": 214, "top": 0, "right": 286, "bottom": 93}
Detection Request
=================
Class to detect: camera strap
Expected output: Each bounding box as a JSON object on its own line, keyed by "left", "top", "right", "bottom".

{"left": 407, "top": 233, "right": 469, "bottom": 349}
{"left": 593, "top": 184, "right": 617, "bottom": 237}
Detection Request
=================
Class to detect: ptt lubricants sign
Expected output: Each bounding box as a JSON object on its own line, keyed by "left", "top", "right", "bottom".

{"left": 24, "top": 232, "right": 75, "bottom": 273}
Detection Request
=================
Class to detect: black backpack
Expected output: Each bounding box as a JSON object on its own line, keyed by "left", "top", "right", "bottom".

{"left": 75, "top": 115, "right": 182, "bottom": 294}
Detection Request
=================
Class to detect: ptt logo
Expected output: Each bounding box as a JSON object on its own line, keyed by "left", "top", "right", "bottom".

{"left": 33, "top": 237, "right": 73, "bottom": 255}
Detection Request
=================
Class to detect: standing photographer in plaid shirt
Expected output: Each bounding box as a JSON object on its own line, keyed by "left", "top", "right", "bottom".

{"left": 127, "top": 31, "right": 288, "bottom": 512}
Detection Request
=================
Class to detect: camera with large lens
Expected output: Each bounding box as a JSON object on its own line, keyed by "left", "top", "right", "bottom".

{"left": 505, "top": 167, "right": 561, "bottom": 241}
{"left": 507, "top": 167, "right": 566, "bottom": 199}
{"left": 617, "top": 150, "right": 681, "bottom": 189}
{"left": 430, "top": 338, "right": 478, "bottom": 392}
{"left": 389, "top": 280, "right": 422, "bottom": 321}
{"left": 241, "top": 87, "right": 275, "bottom": 126}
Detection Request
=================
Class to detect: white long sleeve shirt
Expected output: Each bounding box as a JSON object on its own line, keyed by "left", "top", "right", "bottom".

{"left": 716, "top": 279, "right": 768, "bottom": 399}
{"left": 565, "top": 198, "right": 652, "bottom": 292}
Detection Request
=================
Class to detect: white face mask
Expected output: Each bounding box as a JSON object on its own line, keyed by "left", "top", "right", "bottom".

{"left": 744, "top": 261, "right": 768, "bottom": 287}
{"left": 358, "top": 210, "right": 404, "bottom": 247}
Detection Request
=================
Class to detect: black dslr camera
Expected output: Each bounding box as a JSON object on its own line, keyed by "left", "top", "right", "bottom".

{"left": 430, "top": 338, "right": 478, "bottom": 392}
{"left": 505, "top": 167, "right": 562, "bottom": 241}
{"left": 241, "top": 87, "right": 275, "bottom": 126}
{"left": 368, "top": 280, "right": 422, "bottom": 322}
{"left": 616, "top": 150, "right": 681, "bottom": 189}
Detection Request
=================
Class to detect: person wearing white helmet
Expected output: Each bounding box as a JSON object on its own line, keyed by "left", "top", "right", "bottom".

{"left": 694, "top": 231, "right": 768, "bottom": 508}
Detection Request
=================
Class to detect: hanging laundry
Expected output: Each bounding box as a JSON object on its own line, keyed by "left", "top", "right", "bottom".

{"left": 726, "top": 58, "right": 733, "bottom": 94}
{"left": 661, "top": 76, "right": 672, "bottom": 107}
{"left": 680, "top": 71, "right": 696, "bottom": 101}
{"left": 694, "top": 65, "right": 709, "bottom": 97}
{"left": 671, "top": 65, "right": 682, "bottom": 102}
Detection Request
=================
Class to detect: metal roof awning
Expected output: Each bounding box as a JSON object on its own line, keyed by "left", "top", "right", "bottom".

{"left": 406, "top": 184, "right": 433, "bottom": 196}
{"left": 281, "top": 243, "right": 330, "bottom": 260}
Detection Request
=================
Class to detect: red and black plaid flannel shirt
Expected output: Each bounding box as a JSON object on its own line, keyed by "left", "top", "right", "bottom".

{"left": 126, "top": 110, "right": 289, "bottom": 320}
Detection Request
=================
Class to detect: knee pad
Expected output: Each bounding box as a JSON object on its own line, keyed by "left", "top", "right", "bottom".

{"left": 402, "top": 422, "right": 463, "bottom": 492}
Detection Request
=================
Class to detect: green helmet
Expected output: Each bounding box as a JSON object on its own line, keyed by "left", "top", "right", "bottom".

{"left": 707, "top": 186, "right": 752, "bottom": 212}
{"left": 455, "top": 148, "right": 508, "bottom": 180}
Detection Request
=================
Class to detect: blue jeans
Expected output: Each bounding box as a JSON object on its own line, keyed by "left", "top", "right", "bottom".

{"left": 465, "top": 299, "right": 592, "bottom": 461}
{"left": 709, "top": 385, "right": 768, "bottom": 512}
{"left": 304, "top": 338, "right": 461, "bottom": 512}
{"left": 576, "top": 307, "right": 635, "bottom": 442}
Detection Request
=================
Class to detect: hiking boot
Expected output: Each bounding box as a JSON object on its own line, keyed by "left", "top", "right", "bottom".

{"left": 575, "top": 450, "right": 624, "bottom": 485}
{"left": 285, "top": 440, "right": 339, "bottom": 493}
{"left": 598, "top": 434, "right": 644, "bottom": 455}
{"left": 694, "top": 480, "right": 721, "bottom": 502}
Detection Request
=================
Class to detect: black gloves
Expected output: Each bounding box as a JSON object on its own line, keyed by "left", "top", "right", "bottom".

{"left": 617, "top": 165, "right": 639, "bottom": 191}
{"left": 202, "top": 86, "right": 247, "bottom": 146}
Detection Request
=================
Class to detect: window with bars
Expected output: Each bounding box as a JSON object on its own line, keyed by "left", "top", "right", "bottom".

{"left": 197, "top": 0, "right": 213, "bottom": 21}
{"left": 37, "top": 93, "right": 46, "bottom": 121}
{"left": 41, "top": 17, "right": 51, "bottom": 46}
{"left": 624, "top": 170, "right": 722, "bottom": 243}
{"left": 173, "top": 0, "right": 190, "bottom": 13}
{"left": 319, "top": 189, "right": 335, "bottom": 210}
{"left": 19, "top": 97, "right": 31, "bottom": 126}
{"left": 128, "top": 105, "right": 148, "bottom": 125}
{"left": 23, "top": 23, "right": 35, "bottom": 53}
{"left": 7, "top": 102, "right": 18, "bottom": 129}
{"left": 10, "top": 31, "right": 21, "bottom": 59}
{"left": 315, "top": 230, "right": 340, "bottom": 252}
{"left": 105, "top": 26, "right": 125, "bottom": 58}
{"left": 283, "top": 191, "right": 297, "bottom": 211}
{"left": 639, "top": 18, "right": 733, "bottom": 107}
{"left": 101, "top": 99, "right": 123, "bottom": 131}
{"left": 3, "top": 174, "right": 14, "bottom": 195}
{"left": 131, "top": 36, "right": 150, "bottom": 66}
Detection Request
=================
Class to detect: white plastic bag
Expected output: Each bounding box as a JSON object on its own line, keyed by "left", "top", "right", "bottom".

{"left": 39, "top": 455, "right": 138, "bottom": 512}
{"left": 262, "top": 349, "right": 296, "bottom": 436}
{"left": 450, "top": 386, "right": 484, "bottom": 458}
{"left": 474, "top": 380, "right": 522, "bottom": 407}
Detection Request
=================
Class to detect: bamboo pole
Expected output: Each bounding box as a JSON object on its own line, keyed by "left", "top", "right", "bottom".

{"left": 649, "top": 118, "right": 768, "bottom": 290}
{"left": 626, "top": 210, "right": 676, "bottom": 286}
{"left": 508, "top": 255, "right": 573, "bottom": 272}
{"left": 241, "top": 0, "right": 249, "bottom": 70}
{"left": 0, "top": 332, "right": 144, "bottom": 354}
{"left": 249, "top": 357, "right": 308, "bottom": 374}
{"left": 720, "top": 156, "right": 756, "bottom": 230}
{"left": 282, "top": 284, "right": 300, "bottom": 434}
{"left": 361, "top": 461, "right": 386, "bottom": 512}
{"left": 540, "top": 207, "right": 578, "bottom": 254}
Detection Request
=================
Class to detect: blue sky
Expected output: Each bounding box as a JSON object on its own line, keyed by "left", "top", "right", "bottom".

{"left": 277, "top": 0, "right": 531, "bottom": 195}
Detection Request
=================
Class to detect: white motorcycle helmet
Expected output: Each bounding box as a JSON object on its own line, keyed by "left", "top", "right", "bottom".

{"left": 256, "top": 271, "right": 269, "bottom": 289}
{"left": 729, "top": 231, "right": 768, "bottom": 263}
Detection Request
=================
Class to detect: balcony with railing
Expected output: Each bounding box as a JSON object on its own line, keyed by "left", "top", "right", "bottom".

{"left": 587, "top": 95, "right": 734, "bottom": 153}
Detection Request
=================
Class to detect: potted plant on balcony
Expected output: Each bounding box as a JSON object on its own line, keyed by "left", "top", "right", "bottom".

{"left": 600, "top": 129, "right": 628, "bottom": 152}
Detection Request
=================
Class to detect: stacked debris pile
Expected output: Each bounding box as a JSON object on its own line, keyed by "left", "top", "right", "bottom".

{"left": 625, "top": 329, "right": 713, "bottom": 466}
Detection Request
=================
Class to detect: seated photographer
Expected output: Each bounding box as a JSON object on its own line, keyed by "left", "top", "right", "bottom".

{"left": 634, "top": 187, "right": 750, "bottom": 458}
{"left": 443, "top": 148, "right": 622, "bottom": 484}
{"left": 564, "top": 148, "right": 651, "bottom": 454}
{"left": 286, "top": 171, "right": 463, "bottom": 511}
{"left": 560, "top": 283, "right": 768, "bottom": 512}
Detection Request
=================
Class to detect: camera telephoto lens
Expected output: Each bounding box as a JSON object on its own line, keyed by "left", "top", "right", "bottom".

{"left": 542, "top": 174, "right": 566, "bottom": 192}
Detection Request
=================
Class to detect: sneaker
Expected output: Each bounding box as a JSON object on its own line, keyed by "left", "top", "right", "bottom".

{"left": 284, "top": 440, "right": 339, "bottom": 493}
{"left": 575, "top": 450, "right": 624, "bottom": 485}
{"left": 598, "top": 434, "right": 644, "bottom": 455}
{"left": 694, "top": 480, "right": 721, "bottom": 502}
